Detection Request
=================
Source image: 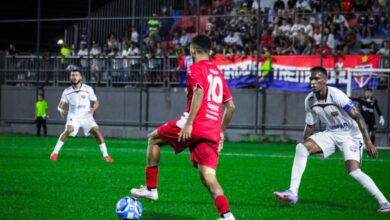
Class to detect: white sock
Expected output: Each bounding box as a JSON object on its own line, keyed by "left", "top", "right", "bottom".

{"left": 289, "top": 143, "right": 309, "bottom": 196}
{"left": 349, "top": 169, "right": 389, "bottom": 205}
{"left": 53, "top": 140, "right": 64, "bottom": 154}
{"left": 99, "top": 143, "right": 109, "bottom": 157}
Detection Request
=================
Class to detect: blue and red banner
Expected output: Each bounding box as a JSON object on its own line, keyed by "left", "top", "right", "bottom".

{"left": 210, "top": 55, "right": 381, "bottom": 92}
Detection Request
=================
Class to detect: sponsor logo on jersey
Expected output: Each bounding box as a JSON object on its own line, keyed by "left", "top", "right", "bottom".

{"left": 81, "top": 95, "right": 86, "bottom": 99}
{"left": 362, "top": 105, "right": 374, "bottom": 113}
{"left": 331, "top": 111, "right": 339, "bottom": 117}
{"left": 329, "top": 122, "right": 350, "bottom": 130}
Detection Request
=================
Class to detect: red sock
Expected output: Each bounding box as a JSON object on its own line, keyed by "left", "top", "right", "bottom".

{"left": 214, "top": 195, "right": 230, "bottom": 216}
{"left": 145, "top": 166, "right": 158, "bottom": 189}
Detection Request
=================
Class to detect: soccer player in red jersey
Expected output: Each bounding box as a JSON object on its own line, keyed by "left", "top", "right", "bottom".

{"left": 131, "top": 35, "right": 236, "bottom": 220}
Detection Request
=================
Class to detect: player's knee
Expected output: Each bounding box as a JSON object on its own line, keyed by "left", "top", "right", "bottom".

{"left": 147, "top": 131, "right": 160, "bottom": 145}
{"left": 199, "top": 167, "right": 216, "bottom": 184}
{"left": 65, "top": 127, "right": 74, "bottom": 134}
{"left": 147, "top": 130, "right": 158, "bottom": 139}
{"left": 296, "top": 143, "right": 310, "bottom": 157}
{"left": 148, "top": 136, "right": 157, "bottom": 146}
{"left": 346, "top": 161, "right": 361, "bottom": 174}
{"left": 90, "top": 127, "right": 99, "bottom": 134}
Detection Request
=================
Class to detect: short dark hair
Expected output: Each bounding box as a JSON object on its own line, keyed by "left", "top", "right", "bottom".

{"left": 70, "top": 68, "right": 81, "bottom": 74}
{"left": 191, "top": 34, "right": 211, "bottom": 54}
{"left": 310, "top": 66, "right": 327, "bottom": 77}
{"left": 365, "top": 88, "right": 373, "bottom": 91}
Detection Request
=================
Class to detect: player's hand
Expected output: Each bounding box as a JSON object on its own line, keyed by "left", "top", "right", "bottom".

{"left": 379, "top": 116, "right": 385, "bottom": 126}
{"left": 178, "top": 124, "right": 192, "bottom": 143}
{"left": 90, "top": 108, "right": 96, "bottom": 115}
{"left": 59, "top": 109, "right": 67, "bottom": 119}
{"left": 366, "top": 142, "right": 378, "bottom": 159}
{"left": 218, "top": 132, "right": 224, "bottom": 152}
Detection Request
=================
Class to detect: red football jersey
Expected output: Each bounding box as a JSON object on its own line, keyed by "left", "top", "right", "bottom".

{"left": 185, "top": 59, "right": 232, "bottom": 143}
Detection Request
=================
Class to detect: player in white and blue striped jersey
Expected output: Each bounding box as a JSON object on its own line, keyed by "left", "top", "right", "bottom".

{"left": 49, "top": 69, "right": 113, "bottom": 162}
{"left": 274, "top": 66, "right": 390, "bottom": 213}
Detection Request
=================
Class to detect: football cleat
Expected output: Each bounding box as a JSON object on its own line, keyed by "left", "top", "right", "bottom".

{"left": 378, "top": 202, "right": 390, "bottom": 213}
{"left": 50, "top": 153, "right": 58, "bottom": 161}
{"left": 274, "top": 189, "right": 298, "bottom": 204}
{"left": 104, "top": 155, "right": 113, "bottom": 162}
{"left": 217, "top": 212, "right": 235, "bottom": 220}
{"left": 131, "top": 185, "right": 158, "bottom": 201}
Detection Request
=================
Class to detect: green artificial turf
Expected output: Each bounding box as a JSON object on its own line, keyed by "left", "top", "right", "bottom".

{"left": 0, "top": 134, "right": 389, "bottom": 220}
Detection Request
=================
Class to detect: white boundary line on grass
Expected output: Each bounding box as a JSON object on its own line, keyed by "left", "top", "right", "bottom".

{"left": 105, "top": 139, "right": 390, "bottom": 150}
{"left": 65, "top": 146, "right": 390, "bottom": 162}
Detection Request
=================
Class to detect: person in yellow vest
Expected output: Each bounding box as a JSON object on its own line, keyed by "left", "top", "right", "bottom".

{"left": 60, "top": 43, "right": 72, "bottom": 65}
{"left": 260, "top": 51, "right": 272, "bottom": 80}
{"left": 148, "top": 13, "right": 160, "bottom": 34}
{"left": 35, "top": 94, "right": 48, "bottom": 136}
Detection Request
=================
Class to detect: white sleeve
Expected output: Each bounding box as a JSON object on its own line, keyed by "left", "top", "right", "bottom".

{"left": 333, "top": 89, "right": 354, "bottom": 112}
{"left": 60, "top": 90, "right": 68, "bottom": 103}
{"left": 88, "top": 87, "right": 98, "bottom": 102}
{"left": 305, "top": 96, "right": 317, "bottom": 125}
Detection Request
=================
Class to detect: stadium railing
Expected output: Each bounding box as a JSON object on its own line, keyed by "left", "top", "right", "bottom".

{"left": 4, "top": 55, "right": 390, "bottom": 87}
{"left": 3, "top": 55, "right": 181, "bottom": 87}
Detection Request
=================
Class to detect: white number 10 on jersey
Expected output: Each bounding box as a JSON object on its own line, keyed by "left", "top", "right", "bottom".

{"left": 207, "top": 74, "right": 223, "bottom": 103}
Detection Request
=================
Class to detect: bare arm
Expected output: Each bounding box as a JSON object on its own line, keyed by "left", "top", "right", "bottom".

{"left": 219, "top": 100, "right": 236, "bottom": 152}
{"left": 57, "top": 101, "right": 67, "bottom": 118}
{"left": 221, "top": 100, "right": 236, "bottom": 132}
{"left": 178, "top": 86, "right": 203, "bottom": 142}
{"left": 347, "top": 106, "right": 377, "bottom": 158}
{"left": 303, "top": 124, "right": 315, "bottom": 141}
{"left": 90, "top": 100, "right": 100, "bottom": 115}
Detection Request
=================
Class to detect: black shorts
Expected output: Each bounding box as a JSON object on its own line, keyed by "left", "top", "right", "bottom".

{"left": 363, "top": 115, "right": 376, "bottom": 131}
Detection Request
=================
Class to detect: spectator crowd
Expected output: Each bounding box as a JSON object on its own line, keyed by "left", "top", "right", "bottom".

{"left": 4, "top": 0, "right": 390, "bottom": 85}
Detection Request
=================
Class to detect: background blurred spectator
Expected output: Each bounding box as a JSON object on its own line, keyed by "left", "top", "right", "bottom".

{"left": 77, "top": 43, "right": 89, "bottom": 72}
{"left": 107, "top": 33, "right": 118, "bottom": 51}
{"left": 377, "top": 40, "right": 389, "bottom": 55}
{"left": 179, "top": 30, "right": 190, "bottom": 46}
{"left": 148, "top": 13, "right": 160, "bottom": 35}
{"left": 6, "top": 43, "right": 17, "bottom": 56}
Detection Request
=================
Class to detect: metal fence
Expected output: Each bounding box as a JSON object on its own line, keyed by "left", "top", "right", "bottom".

{"left": 3, "top": 55, "right": 183, "bottom": 87}
{"left": 3, "top": 55, "right": 390, "bottom": 87}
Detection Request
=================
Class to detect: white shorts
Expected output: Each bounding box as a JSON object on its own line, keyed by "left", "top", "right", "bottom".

{"left": 65, "top": 114, "right": 98, "bottom": 137}
{"left": 309, "top": 131, "right": 364, "bottom": 162}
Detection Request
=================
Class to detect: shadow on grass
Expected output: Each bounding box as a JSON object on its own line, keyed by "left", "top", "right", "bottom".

{"left": 299, "top": 199, "right": 370, "bottom": 210}
{"left": 143, "top": 211, "right": 196, "bottom": 220}
{"left": 247, "top": 194, "right": 367, "bottom": 211}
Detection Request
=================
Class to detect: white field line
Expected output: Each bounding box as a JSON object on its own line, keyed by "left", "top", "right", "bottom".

{"left": 105, "top": 139, "right": 390, "bottom": 150}
{"left": 61, "top": 146, "right": 390, "bottom": 163}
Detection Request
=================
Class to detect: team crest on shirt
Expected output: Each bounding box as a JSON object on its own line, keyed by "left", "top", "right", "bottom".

{"left": 349, "top": 145, "right": 357, "bottom": 152}
{"left": 331, "top": 111, "right": 339, "bottom": 117}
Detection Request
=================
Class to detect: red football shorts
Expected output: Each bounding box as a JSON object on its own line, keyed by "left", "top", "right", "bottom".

{"left": 157, "top": 119, "right": 219, "bottom": 170}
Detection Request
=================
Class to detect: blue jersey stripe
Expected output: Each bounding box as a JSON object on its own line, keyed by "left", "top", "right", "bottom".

{"left": 343, "top": 101, "right": 354, "bottom": 111}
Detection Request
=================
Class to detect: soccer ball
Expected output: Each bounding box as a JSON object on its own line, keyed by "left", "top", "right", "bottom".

{"left": 115, "top": 196, "right": 143, "bottom": 220}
